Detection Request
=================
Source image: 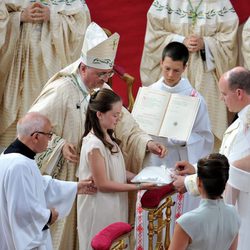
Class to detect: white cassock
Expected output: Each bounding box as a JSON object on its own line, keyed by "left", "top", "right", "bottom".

{"left": 185, "top": 104, "right": 250, "bottom": 250}
{"left": 135, "top": 77, "right": 214, "bottom": 249}
{"left": 140, "top": 0, "right": 238, "bottom": 143}
{"left": 0, "top": 153, "right": 77, "bottom": 250}
{"left": 220, "top": 104, "right": 250, "bottom": 250}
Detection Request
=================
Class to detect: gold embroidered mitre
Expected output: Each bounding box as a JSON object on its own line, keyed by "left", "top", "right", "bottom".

{"left": 81, "top": 22, "right": 120, "bottom": 70}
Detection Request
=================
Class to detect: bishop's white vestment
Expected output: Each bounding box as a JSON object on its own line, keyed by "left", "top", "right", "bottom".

{"left": 0, "top": 0, "right": 90, "bottom": 150}
{"left": 29, "top": 59, "right": 151, "bottom": 249}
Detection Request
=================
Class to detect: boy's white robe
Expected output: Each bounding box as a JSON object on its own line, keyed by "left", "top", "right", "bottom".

{"left": 135, "top": 77, "right": 213, "bottom": 248}
{"left": 140, "top": 0, "right": 239, "bottom": 141}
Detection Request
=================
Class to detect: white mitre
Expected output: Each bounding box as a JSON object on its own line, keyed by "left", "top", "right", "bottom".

{"left": 81, "top": 22, "right": 120, "bottom": 70}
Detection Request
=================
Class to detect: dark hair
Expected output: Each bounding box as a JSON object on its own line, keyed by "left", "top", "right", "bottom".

{"left": 228, "top": 68, "right": 250, "bottom": 94}
{"left": 197, "top": 153, "right": 229, "bottom": 199}
{"left": 83, "top": 88, "right": 121, "bottom": 153}
{"left": 161, "top": 42, "right": 189, "bottom": 65}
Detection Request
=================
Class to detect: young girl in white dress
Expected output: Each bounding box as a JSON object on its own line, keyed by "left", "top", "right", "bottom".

{"left": 77, "top": 88, "right": 155, "bottom": 250}
{"left": 169, "top": 153, "right": 240, "bottom": 250}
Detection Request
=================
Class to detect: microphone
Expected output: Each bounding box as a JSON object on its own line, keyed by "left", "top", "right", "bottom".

{"left": 76, "top": 95, "right": 88, "bottom": 109}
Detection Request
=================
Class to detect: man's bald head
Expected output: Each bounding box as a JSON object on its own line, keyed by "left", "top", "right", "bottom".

{"left": 17, "top": 112, "right": 51, "bottom": 137}
{"left": 226, "top": 67, "right": 250, "bottom": 94}
{"left": 219, "top": 67, "right": 250, "bottom": 113}
{"left": 16, "top": 112, "right": 52, "bottom": 153}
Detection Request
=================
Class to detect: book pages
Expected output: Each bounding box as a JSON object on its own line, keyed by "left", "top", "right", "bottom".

{"left": 132, "top": 87, "right": 170, "bottom": 135}
{"left": 132, "top": 87, "right": 200, "bottom": 141}
{"left": 159, "top": 94, "right": 200, "bottom": 141}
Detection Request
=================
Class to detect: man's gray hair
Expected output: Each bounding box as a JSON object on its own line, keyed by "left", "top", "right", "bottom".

{"left": 17, "top": 112, "right": 49, "bottom": 137}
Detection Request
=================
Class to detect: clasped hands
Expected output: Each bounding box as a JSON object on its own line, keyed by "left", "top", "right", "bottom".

{"left": 184, "top": 34, "right": 204, "bottom": 53}
{"left": 21, "top": 2, "right": 50, "bottom": 23}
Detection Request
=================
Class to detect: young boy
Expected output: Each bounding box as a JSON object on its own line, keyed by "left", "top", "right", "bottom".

{"left": 135, "top": 42, "right": 214, "bottom": 248}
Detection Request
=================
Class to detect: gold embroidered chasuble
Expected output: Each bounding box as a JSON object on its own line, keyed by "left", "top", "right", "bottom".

{"left": 0, "top": 0, "right": 90, "bottom": 149}
{"left": 29, "top": 59, "right": 151, "bottom": 249}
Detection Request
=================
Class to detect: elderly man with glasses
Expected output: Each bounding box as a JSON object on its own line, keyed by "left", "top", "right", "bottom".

{"left": 0, "top": 112, "right": 97, "bottom": 250}
{"left": 29, "top": 22, "right": 166, "bottom": 250}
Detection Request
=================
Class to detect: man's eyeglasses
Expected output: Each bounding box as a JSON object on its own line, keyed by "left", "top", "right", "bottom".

{"left": 85, "top": 66, "right": 115, "bottom": 80}
{"left": 96, "top": 70, "right": 114, "bottom": 80}
{"left": 30, "top": 131, "right": 53, "bottom": 139}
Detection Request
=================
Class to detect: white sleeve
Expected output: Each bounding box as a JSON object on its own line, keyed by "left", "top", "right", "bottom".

{"left": 184, "top": 174, "right": 200, "bottom": 196}
{"left": 186, "top": 96, "right": 214, "bottom": 164}
{"left": 42, "top": 175, "right": 77, "bottom": 219}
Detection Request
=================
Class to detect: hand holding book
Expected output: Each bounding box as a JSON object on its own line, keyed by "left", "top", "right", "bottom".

{"left": 132, "top": 87, "right": 200, "bottom": 142}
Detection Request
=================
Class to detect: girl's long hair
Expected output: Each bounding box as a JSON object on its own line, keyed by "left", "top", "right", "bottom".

{"left": 83, "top": 88, "right": 121, "bottom": 153}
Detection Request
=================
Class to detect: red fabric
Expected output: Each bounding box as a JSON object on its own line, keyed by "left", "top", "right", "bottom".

{"left": 114, "top": 64, "right": 126, "bottom": 76}
{"left": 86, "top": 0, "right": 152, "bottom": 107}
{"left": 230, "top": 0, "right": 250, "bottom": 24}
{"left": 141, "top": 183, "right": 175, "bottom": 209}
{"left": 91, "top": 222, "right": 132, "bottom": 250}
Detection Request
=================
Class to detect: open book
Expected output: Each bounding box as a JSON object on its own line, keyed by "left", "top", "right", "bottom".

{"left": 131, "top": 87, "right": 200, "bottom": 142}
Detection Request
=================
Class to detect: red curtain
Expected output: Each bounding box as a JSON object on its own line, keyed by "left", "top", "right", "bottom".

{"left": 230, "top": 0, "right": 250, "bottom": 24}
{"left": 86, "top": 0, "right": 152, "bottom": 106}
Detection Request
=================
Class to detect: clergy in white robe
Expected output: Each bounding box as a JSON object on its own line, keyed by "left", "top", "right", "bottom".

{"left": 186, "top": 104, "right": 250, "bottom": 250}
{"left": 183, "top": 67, "right": 250, "bottom": 250}
{"left": 0, "top": 112, "right": 95, "bottom": 250}
{"left": 0, "top": 0, "right": 90, "bottom": 150}
{"left": 29, "top": 22, "right": 166, "bottom": 249}
{"left": 135, "top": 42, "right": 213, "bottom": 249}
{"left": 140, "top": 0, "right": 239, "bottom": 147}
{"left": 242, "top": 17, "right": 250, "bottom": 69}
{"left": 0, "top": 150, "right": 76, "bottom": 250}
{"left": 220, "top": 104, "right": 250, "bottom": 250}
